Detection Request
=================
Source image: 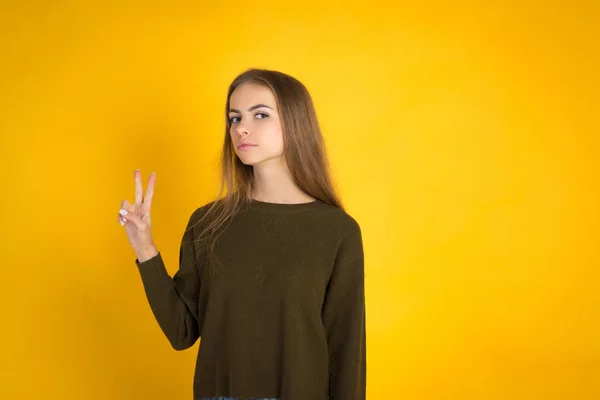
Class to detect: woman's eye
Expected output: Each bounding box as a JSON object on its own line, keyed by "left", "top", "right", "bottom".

{"left": 229, "top": 116, "right": 240, "bottom": 123}
{"left": 256, "top": 113, "right": 268, "bottom": 119}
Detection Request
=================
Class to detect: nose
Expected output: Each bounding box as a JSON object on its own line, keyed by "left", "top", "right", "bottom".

{"left": 234, "top": 122, "right": 250, "bottom": 138}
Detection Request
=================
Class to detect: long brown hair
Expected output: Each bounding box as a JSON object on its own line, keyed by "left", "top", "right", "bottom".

{"left": 193, "top": 68, "right": 343, "bottom": 273}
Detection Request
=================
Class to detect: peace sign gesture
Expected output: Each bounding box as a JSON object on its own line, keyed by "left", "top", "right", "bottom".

{"left": 118, "top": 169, "right": 157, "bottom": 259}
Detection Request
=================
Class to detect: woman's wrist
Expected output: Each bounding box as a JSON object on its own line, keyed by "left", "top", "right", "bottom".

{"left": 136, "top": 244, "right": 159, "bottom": 262}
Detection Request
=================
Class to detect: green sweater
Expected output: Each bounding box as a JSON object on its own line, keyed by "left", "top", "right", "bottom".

{"left": 135, "top": 198, "right": 366, "bottom": 400}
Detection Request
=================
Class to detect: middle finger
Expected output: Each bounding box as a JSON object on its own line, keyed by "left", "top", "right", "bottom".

{"left": 143, "top": 172, "right": 156, "bottom": 209}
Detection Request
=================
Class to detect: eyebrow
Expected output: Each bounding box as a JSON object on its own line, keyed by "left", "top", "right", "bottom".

{"left": 228, "top": 104, "right": 274, "bottom": 114}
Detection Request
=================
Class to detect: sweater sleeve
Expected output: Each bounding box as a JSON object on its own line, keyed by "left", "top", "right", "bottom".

{"left": 135, "top": 208, "right": 204, "bottom": 351}
{"left": 321, "top": 219, "right": 367, "bottom": 400}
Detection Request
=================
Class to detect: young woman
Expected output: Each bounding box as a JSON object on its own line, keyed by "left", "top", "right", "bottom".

{"left": 118, "top": 68, "right": 366, "bottom": 400}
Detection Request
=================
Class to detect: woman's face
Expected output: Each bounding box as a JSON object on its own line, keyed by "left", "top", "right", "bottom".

{"left": 228, "top": 82, "right": 284, "bottom": 166}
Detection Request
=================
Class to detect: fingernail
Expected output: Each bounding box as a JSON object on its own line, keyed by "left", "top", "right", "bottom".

{"left": 119, "top": 220, "right": 124, "bottom": 226}
{"left": 119, "top": 209, "right": 128, "bottom": 215}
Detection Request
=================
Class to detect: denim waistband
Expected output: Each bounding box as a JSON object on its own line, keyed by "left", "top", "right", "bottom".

{"left": 197, "top": 397, "right": 279, "bottom": 400}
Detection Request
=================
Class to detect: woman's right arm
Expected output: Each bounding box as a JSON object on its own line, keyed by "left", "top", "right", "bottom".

{"left": 117, "top": 169, "right": 202, "bottom": 351}
{"left": 135, "top": 209, "right": 203, "bottom": 351}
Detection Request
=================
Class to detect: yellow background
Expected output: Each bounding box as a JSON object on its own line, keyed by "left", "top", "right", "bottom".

{"left": 1, "top": 1, "right": 598, "bottom": 399}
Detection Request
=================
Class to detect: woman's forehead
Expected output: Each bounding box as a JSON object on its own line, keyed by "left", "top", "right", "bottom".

{"left": 230, "top": 82, "right": 277, "bottom": 108}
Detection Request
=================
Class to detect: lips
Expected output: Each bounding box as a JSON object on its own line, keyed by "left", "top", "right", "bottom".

{"left": 237, "top": 143, "right": 257, "bottom": 150}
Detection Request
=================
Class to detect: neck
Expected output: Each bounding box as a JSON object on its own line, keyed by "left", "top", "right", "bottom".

{"left": 251, "top": 158, "right": 315, "bottom": 204}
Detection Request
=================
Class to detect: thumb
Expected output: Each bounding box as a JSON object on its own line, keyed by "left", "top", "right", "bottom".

{"left": 121, "top": 199, "right": 133, "bottom": 209}
{"left": 119, "top": 209, "right": 147, "bottom": 231}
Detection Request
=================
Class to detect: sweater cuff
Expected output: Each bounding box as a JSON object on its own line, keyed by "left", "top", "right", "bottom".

{"left": 135, "top": 252, "right": 172, "bottom": 283}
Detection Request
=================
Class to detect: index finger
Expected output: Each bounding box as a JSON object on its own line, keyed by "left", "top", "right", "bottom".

{"left": 134, "top": 169, "right": 143, "bottom": 206}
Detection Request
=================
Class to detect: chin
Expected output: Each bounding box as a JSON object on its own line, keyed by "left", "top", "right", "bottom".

{"left": 236, "top": 154, "right": 262, "bottom": 166}
{"left": 238, "top": 158, "right": 257, "bottom": 166}
{"left": 236, "top": 153, "right": 280, "bottom": 167}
